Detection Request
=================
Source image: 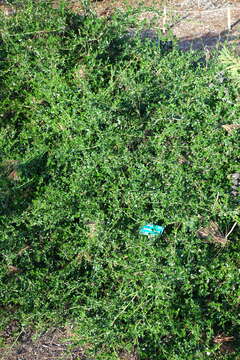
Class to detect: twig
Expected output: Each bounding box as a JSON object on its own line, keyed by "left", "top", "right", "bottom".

{"left": 226, "top": 221, "right": 237, "bottom": 239}
{"left": 111, "top": 294, "right": 137, "bottom": 326}
{"left": 163, "top": 6, "right": 240, "bottom": 14}
{"left": 0, "top": 28, "right": 65, "bottom": 37}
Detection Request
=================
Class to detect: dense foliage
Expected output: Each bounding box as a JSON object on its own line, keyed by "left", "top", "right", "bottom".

{"left": 0, "top": 1, "right": 240, "bottom": 359}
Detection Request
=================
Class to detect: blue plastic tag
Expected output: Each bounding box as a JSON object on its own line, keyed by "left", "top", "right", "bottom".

{"left": 139, "top": 224, "right": 165, "bottom": 236}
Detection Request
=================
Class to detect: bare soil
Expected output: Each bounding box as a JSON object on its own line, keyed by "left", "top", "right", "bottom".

{"left": 0, "top": 324, "right": 86, "bottom": 360}
{"left": 85, "top": 0, "right": 240, "bottom": 51}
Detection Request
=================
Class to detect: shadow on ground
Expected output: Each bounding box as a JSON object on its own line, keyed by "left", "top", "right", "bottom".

{"left": 178, "top": 25, "right": 240, "bottom": 51}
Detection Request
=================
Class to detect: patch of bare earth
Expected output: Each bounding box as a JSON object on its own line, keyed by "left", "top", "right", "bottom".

{"left": 89, "top": 0, "right": 240, "bottom": 51}
{"left": 0, "top": 325, "right": 86, "bottom": 360}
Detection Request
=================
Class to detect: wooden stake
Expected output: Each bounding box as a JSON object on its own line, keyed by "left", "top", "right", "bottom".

{"left": 227, "top": 7, "right": 231, "bottom": 32}
{"left": 163, "top": 7, "right": 167, "bottom": 34}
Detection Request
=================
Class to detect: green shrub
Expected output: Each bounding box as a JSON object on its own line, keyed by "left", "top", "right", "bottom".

{"left": 0, "top": 1, "right": 240, "bottom": 359}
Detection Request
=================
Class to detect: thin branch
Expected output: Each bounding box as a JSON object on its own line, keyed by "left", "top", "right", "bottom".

{"left": 111, "top": 294, "right": 137, "bottom": 326}
{"left": 226, "top": 222, "right": 238, "bottom": 239}
{"left": 0, "top": 28, "right": 65, "bottom": 37}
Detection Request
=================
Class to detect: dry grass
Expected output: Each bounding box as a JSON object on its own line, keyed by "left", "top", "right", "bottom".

{"left": 197, "top": 221, "right": 228, "bottom": 245}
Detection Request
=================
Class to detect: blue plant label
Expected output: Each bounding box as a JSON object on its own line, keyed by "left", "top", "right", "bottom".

{"left": 139, "top": 224, "right": 165, "bottom": 236}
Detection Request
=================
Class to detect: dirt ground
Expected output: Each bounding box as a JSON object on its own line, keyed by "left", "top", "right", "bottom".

{"left": 1, "top": 0, "right": 240, "bottom": 359}
{"left": 0, "top": 324, "right": 87, "bottom": 360}
{"left": 87, "top": 0, "right": 240, "bottom": 51}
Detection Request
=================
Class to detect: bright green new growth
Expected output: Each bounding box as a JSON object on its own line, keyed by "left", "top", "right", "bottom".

{"left": 220, "top": 46, "right": 240, "bottom": 85}
{"left": 0, "top": 1, "right": 240, "bottom": 359}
